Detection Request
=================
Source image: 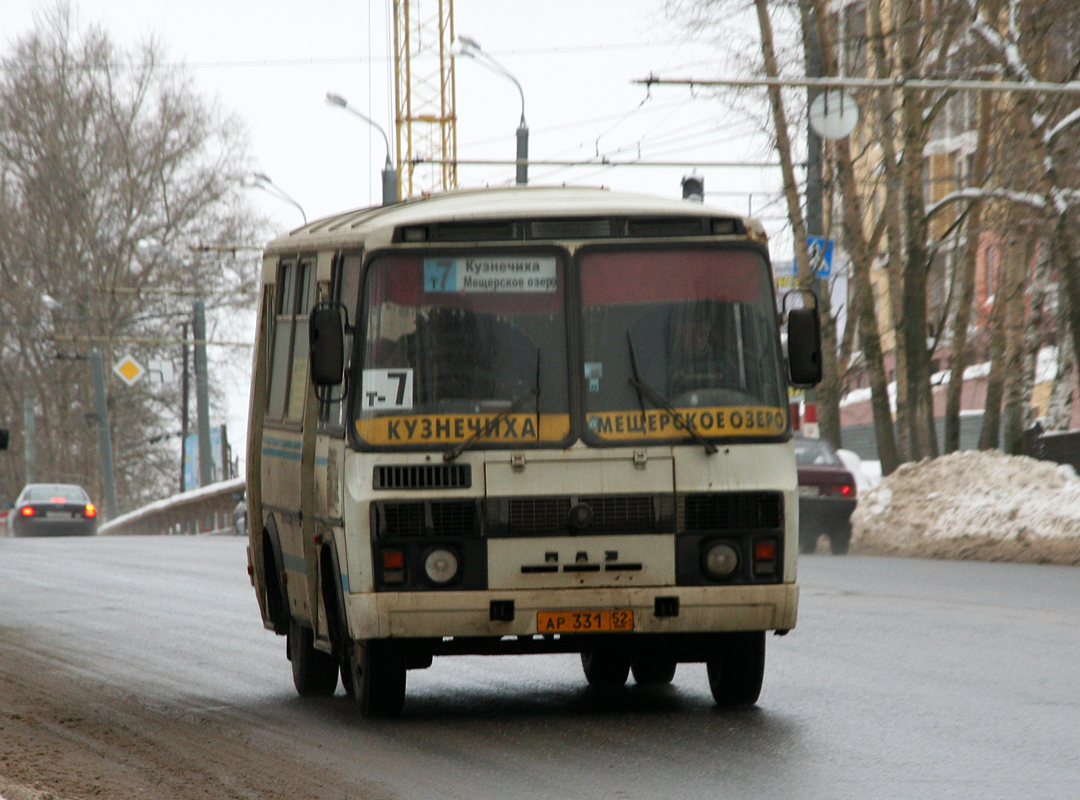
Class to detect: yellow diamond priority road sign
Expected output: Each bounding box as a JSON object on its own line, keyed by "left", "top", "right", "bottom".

{"left": 113, "top": 355, "right": 145, "bottom": 386}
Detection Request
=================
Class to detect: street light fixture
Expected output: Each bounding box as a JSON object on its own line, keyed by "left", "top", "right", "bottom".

{"left": 456, "top": 35, "right": 529, "bottom": 186}
{"left": 251, "top": 172, "right": 307, "bottom": 224}
{"left": 325, "top": 92, "right": 399, "bottom": 205}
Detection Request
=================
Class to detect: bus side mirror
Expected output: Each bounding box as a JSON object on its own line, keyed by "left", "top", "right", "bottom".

{"left": 309, "top": 304, "right": 345, "bottom": 387}
{"left": 787, "top": 307, "right": 822, "bottom": 387}
{"left": 0, "top": 428, "right": 8, "bottom": 451}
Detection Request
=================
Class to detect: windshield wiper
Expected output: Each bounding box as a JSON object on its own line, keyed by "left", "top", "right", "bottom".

{"left": 626, "top": 333, "right": 717, "bottom": 456}
{"left": 444, "top": 351, "right": 541, "bottom": 462}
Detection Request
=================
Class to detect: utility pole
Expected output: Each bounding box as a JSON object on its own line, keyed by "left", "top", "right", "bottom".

{"left": 192, "top": 298, "right": 213, "bottom": 488}
{"left": 802, "top": 9, "right": 824, "bottom": 440}
{"left": 180, "top": 321, "right": 189, "bottom": 492}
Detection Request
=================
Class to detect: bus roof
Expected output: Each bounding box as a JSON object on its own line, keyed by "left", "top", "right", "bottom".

{"left": 263, "top": 185, "right": 767, "bottom": 254}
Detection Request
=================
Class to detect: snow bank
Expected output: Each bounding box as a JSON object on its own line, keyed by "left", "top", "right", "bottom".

{"left": 852, "top": 450, "right": 1080, "bottom": 565}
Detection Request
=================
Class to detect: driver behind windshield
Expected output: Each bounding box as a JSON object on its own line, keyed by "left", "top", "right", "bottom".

{"left": 667, "top": 303, "right": 741, "bottom": 397}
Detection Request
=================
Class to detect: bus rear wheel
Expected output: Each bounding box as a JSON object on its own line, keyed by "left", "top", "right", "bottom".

{"left": 347, "top": 640, "right": 407, "bottom": 718}
{"left": 581, "top": 652, "right": 630, "bottom": 687}
{"left": 288, "top": 619, "right": 339, "bottom": 697}
{"left": 706, "top": 631, "right": 765, "bottom": 708}
{"left": 631, "top": 656, "right": 677, "bottom": 685}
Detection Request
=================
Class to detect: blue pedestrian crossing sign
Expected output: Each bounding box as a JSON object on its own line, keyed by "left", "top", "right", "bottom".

{"left": 806, "top": 236, "right": 834, "bottom": 278}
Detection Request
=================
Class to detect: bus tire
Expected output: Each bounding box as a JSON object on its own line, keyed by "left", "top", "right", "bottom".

{"left": 631, "top": 657, "right": 677, "bottom": 685}
{"left": 581, "top": 652, "right": 630, "bottom": 687}
{"left": 706, "top": 631, "right": 765, "bottom": 708}
{"left": 348, "top": 641, "right": 407, "bottom": 718}
{"left": 288, "top": 619, "right": 339, "bottom": 697}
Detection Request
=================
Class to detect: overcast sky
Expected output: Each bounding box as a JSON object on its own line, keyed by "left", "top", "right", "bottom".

{"left": 3, "top": 1, "right": 786, "bottom": 225}
{"left": 3, "top": 0, "right": 791, "bottom": 475}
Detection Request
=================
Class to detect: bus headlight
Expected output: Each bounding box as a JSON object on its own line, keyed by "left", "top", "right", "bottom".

{"left": 702, "top": 541, "right": 739, "bottom": 579}
{"left": 422, "top": 547, "right": 461, "bottom": 585}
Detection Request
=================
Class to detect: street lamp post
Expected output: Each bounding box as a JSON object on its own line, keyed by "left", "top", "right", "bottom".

{"left": 325, "top": 93, "right": 399, "bottom": 205}
{"left": 251, "top": 173, "right": 307, "bottom": 224}
{"left": 456, "top": 36, "right": 529, "bottom": 186}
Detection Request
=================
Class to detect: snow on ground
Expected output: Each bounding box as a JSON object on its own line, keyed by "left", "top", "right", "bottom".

{"left": 852, "top": 449, "right": 1080, "bottom": 565}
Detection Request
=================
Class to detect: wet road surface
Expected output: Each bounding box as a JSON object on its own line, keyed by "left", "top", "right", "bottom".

{"left": 1, "top": 535, "right": 1078, "bottom": 799}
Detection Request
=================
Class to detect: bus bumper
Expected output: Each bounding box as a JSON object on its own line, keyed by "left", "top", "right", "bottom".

{"left": 345, "top": 583, "right": 798, "bottom": 641}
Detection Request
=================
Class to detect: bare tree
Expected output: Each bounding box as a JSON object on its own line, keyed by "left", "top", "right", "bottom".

{"left": 0, "top": 3, "right": 262, "bottom": 510}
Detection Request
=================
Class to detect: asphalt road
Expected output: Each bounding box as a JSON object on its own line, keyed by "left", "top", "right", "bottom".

{"left": 1, "top": 535, "right": 1078, "bottom": 800}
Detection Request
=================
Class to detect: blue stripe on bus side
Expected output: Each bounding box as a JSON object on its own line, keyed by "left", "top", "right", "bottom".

{"left": 262, "top": 440, "right": 328, "bottom": 466}
{"left": 265, "top": 436, "right": 301, "bottom": 450}
{"left": 282, "top": 552, "right": 306, "bottom": 573}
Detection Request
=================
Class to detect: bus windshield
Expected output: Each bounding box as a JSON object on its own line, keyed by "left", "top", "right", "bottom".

{"left": 580, "top": 247, "right": 788, "bottom": 443}
{"left": 354, "top": 252, "right": 571, "bottom": 447}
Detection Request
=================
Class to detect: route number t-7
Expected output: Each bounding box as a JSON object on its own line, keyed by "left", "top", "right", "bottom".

{"left": 361, "top": 369, "right": 414, "bottom": 410}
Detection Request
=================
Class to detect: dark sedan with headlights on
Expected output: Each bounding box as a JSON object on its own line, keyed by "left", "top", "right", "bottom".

{"left": 8, "top": 484, "right": 98, "bottom": 537}
{"left": 795, "top": 436, "right": 857, "bottom": 555}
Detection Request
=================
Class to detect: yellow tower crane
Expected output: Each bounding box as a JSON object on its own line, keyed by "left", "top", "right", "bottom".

{"left": 393, "top": 0, "right": 458, "bottom": 198}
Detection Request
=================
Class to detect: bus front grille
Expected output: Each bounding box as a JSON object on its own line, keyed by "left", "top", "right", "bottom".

{"left": 373, "top": 500, "right": 480, "bottom": 538}
{"left": 681, "top": 492, "right": 783, "bottom": 531}
{"left": 431, "top": 501, "right": 477, "bottom": 536}
{"left": 489, "top": 494, "right": 674, "bottom": 537}
{"left": 374, "top": 494, "right": 781, "bottom": 538}
{"left": 373, "top": 464, "right": 472, "bottom": 490}
{"left": 581, "top": 494, "right": 662, "bottom": 532}
{"left": 507, "top": 497, "right": 571, "bottom": 536}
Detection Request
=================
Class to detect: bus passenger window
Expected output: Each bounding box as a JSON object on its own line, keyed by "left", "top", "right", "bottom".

{"left": 285, "top": 259, "right": 317, "bottom": 421}
{"left": 267, "top": 260, "right": 297, "bottom": 420}
{"left": 265, "top": 257, "right": 318, "bottom": 423}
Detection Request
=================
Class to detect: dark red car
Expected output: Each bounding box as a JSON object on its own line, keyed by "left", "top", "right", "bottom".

{"left": 794, "top": 436, "right": 857, "bottom": 554}
{"left": 9, "top": 483, "right": 98, "bottom": 537}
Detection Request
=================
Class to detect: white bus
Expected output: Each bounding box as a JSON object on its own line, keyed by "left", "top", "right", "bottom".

{"left": 246, "top": 186, "right": 821, "bottom": 717}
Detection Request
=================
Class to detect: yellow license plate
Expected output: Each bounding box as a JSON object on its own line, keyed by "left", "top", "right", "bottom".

{"left": 536, "top": 609, "right": 635, "bottom": 634}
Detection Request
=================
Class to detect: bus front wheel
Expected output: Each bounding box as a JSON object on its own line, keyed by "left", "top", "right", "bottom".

{"left": 288, "top": 619, "right": 339, "bottom": 697}
{"left": 706, "top": 631, "right": 765, "bottom": 708}
{"left": 347, "top": 640, "right": 407, "bottom": 718}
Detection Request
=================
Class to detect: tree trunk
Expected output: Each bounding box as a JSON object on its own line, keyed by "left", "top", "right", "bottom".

{"left": 866, "top": 0, "right": 913, "bottom": 462}
{"left": 835, "top": 137, "right": 901, "bottom": 474}
{"left": 1001, "top": 235, "right": 1036, "bottom": 454}
{"left": 1055, "top": 213, "right": 1080, "bottom": 409}
{"left": 897, "top": 0, "right": 939, "bottom": 460}
{"left": 815, "top": 280, "right": 844, "bottom": 447}
{"left": 979, "top": 269, "right": 1008, "bottom": 450}
{"left": 1045, "top": 309, "right": 1074, "bottom": 431}
{"left": 944, "top": 92, "right": 991, "bottom": 453}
